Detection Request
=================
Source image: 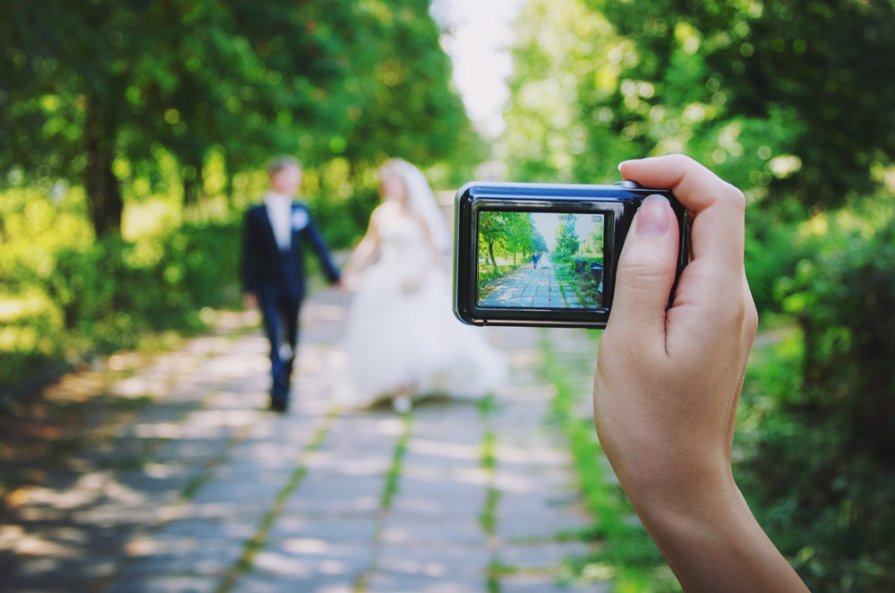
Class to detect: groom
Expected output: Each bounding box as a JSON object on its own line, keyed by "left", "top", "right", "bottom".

{"left": 241, "top": 156, "right": 341, "bottom": 412}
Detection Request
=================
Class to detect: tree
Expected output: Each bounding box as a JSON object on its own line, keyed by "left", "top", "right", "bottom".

{"left": 500, "top": 0, "right": 622, "bottom": 183}
{"left": 0, "top": 1, "right": 474, "bottom": 237}
{"left": 583, "top": 0, "right": 895, "bottom": 210}
{"left": 478, "top": 211, "right": 539, "bottom": 270}
{"left": 341, "top": 0, "right": 480, "bottom": 171}
{"left": 554, "top": 213, "right": 579, "bottom": 260}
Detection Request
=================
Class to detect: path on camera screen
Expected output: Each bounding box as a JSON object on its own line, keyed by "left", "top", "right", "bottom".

{"left": 480, "top": 257, "right": 583, "bottom": 308}
{"left": 0, "top": 292, "right": 606, "bottom": 593}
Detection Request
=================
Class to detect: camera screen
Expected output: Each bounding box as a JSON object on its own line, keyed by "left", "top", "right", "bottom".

{"left": 476, "top": 210, "right": 606, "bottom": 310}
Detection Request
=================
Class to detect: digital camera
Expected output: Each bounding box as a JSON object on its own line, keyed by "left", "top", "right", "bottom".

{"left": 453, "top": 181, "right": 690, "bottom": 328}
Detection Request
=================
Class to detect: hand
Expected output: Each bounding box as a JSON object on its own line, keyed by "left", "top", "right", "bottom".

{"left": 401, "top": 272, "right": 426, "bottom": 294}
{"left": 339, "top": 273, "right": 360, "bottom": 292}
{"left": 593, "top": 155, "right": 808, "bottom": 592}
{"left": 243, "top": 292, "right": 258, "bottom": 310}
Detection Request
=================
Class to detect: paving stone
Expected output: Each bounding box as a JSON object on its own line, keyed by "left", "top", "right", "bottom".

{"left": 496, "top": 490, "right": 584, "bottom": 515}
{"left": 282, "top": 474, "right": 384, "bottom": 515}
{"left": 251, "top": 537, "right": 370, "bottom": 580}
{"left": 365, "top": 571, "right": 488, "bottom": 593}
{"left": 113, "top": 537, "right": 243, "bottom": 577}
{"left": 268, "top": 514, "right": 379, "bottom": 541}
{"left": 150, "top": 516, "right": 258, "bottom": 541}
{"left": 103, "top": 575, "right": 219, "bottom": 593}
{"left": 376, "top": 543, "right": 490, "bottom": 579}
{"left": 500, "top": 574, "right": 609, "bottom": 593}
{"left": 497, "top": 541, "right": 593, "bottom": 571}
{"left": 6, "top": 555, "right": 117, "bottom": 587}
{"left": 229, "top": 573, "right": 355, "bottom": 593}
{"left": 379, "top": 512, "right": 487, "bottom": 547}
{"left": 498, "top": 509, "right": 589, "bottom": 542}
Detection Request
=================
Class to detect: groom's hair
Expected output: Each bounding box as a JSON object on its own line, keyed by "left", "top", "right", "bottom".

{"left": 266, "top": 155, "right": 302, "bottom": 177}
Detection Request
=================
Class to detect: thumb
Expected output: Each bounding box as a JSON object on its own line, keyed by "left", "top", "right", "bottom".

{"left": 606, "top": 195, "right": 680, "bottom": 345}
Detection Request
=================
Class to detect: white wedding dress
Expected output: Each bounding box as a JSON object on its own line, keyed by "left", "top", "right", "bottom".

{"left": 342, "top": 210, "right": 507, "bottom": 406}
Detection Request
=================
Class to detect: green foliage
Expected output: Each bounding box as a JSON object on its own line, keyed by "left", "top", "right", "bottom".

{"left": 478, "top": 211, "right": 541, "bottom": 270}
{"left": 0, "top": 1, "right": 477, "bottom": 237}
{"left": 553, "top": 213, "right": 580, "bottom": 261}
{"left": 506, "top": 1, "right": 895, "bottom": 588}
{"left": 44, "top": 220, "right": 241, "bottom": 353}
{"left": 739, "top": 204, "right": 895, "bottom": 592}
{"left": 744, "top": 218, "right": 804, "bottom": 314}
{"left": 0, "top": 1, "right": 474, "bottom": 386}
{"left": 501, "top": 0, "right": 620, "bottom": 182}
{"left": 0, "top": 201, "right": 242, "bottom": 387}
{"left": 506, "top": 0, "right": 895, "bottom": 212}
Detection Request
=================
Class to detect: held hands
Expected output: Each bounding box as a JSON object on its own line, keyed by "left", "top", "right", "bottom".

{"left": 593, "top": 155, "right": 808, "bottom": 592}
{"left": 243, "top": 292, "right": 259, "bottom": 310}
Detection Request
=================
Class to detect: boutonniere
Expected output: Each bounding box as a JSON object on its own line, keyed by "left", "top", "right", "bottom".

{"left": 291, "top": 209, "right": 309, "bottom": 231}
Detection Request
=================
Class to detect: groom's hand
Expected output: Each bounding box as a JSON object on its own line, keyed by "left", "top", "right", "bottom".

{"left": 243, "top": 292, "right": 259, "bottom": 310}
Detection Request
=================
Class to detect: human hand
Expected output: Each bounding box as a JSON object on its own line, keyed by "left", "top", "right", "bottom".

{"left": 401, "top": 272, "right": 426, "bottom": 294}
{"left": 339, "top": 273, "right": 361, "bottom": 292}
{"left": 243, "top": 292, "right": 259, "bottom": 310}
{"left": 593, "top": 155, "right": 807, "bottom": 592}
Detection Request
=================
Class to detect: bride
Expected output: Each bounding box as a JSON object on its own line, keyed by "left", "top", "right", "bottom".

{"left": 341, "top": 159, "right": 507, "bottom": 411}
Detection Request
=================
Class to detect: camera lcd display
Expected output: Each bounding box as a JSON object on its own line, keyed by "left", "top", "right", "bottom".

{"left": 476, "top": 211, "right": 606, "bottom": 310}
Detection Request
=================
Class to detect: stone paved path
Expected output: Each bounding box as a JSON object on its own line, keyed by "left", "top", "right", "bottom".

{"left": 1, "top": 288, "right": 608, "bottom": 593}
{"left": 479, "top": 260, "right": 582, "bottom": 309}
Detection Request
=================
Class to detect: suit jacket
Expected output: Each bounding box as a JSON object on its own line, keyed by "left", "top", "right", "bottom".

{"left": 241, "top": 201, "right": 340, "bottom": 299}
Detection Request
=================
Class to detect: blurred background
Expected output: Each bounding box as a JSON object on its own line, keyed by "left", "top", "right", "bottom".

{"left": 1, "top": 0, "right": 893, "bottom": 591}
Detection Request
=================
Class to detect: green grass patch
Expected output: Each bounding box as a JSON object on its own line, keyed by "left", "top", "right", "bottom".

{"left": 381, "top": 413, "right": 412, "bottom": 512}
{"left": 478, "top": 391, "right": 501, "bottom": 588}
{"left": 540, "top": 339, "right": 679, "bottom": 593}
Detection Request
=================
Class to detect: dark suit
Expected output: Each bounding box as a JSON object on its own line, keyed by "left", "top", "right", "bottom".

{"left": 241, "top": 201, "right": 340, "bottom": 408}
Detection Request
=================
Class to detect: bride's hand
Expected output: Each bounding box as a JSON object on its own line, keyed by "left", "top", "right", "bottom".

{"left": 341, "top": 272, "right": 361, "bottom": 292}
{"left": 401, "top": 272, "right": 427, "bottom": 294}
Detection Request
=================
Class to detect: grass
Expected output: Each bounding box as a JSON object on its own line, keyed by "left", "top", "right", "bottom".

{"left": 478, "top": 394, "right": 499, "bottom": 535}
{"left": 477, "top": 392, "right": 501, "bottom": 593}
{"left": 540, "top": 337, "right": 679, "bottom": 593}
{"left": 380, "top": 413, "right": 412, "bottom": 511}
{"left": 353, "top": 410, "right": 414, "bottom": 593}
{"left": 553, "top": 263, "right": 600, "bottom": 308}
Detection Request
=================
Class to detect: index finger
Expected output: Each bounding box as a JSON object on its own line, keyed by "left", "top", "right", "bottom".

{"left": 619, "top": 154, "right": 746, "bottom": 266}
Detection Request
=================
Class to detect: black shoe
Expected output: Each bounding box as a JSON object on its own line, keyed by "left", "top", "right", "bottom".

{"left": 269, "top": 395, "right": 288, "bottom": 413}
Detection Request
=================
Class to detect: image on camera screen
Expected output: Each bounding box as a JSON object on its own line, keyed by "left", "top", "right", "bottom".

{"left": 477, "top": 211, "right": 605, "bottom": 309}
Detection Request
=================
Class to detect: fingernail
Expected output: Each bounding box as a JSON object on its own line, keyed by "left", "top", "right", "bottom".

{"left": 636, "top": 195, "right": 670, "bottom": 236}
{"left": 617, "top": 160, "right": 630, "bottom": 172}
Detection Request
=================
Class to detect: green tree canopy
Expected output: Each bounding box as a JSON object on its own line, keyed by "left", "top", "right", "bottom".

{"left": 0, "top": 0, "right": 476, "bottom": 237}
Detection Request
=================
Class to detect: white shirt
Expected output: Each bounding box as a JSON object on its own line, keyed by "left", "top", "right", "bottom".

{"left": 264, "top": 192, "right": 293, "bottom": 251}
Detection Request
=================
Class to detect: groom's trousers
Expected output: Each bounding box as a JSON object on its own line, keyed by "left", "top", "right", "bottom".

{"left": 258, "top": 292, "right": 302, "bottom": 405}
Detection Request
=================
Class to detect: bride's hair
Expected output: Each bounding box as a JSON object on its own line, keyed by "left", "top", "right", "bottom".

{"left": 379, "top": 159, "right": 451, "bottom": 252}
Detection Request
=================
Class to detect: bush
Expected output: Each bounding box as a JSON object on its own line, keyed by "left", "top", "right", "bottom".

{"left": 744, "top": 217, "right": 803, "bottom": 314}
{"left": 739, "top": 208, "right": 895, "bottom": 592}
{"left": 44, "top": 219, "right": 242, "bottom": 354}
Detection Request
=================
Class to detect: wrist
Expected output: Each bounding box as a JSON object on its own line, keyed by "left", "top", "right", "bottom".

{"left": 628, "top": 473, "right": 808, "bottom": 593}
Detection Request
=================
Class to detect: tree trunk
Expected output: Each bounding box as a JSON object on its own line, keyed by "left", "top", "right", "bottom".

{"left": 182, "top": 162, "right": 203, "bottom": 207}
{"left": 84, "top": 107, "right": 123, "bottom": 238}
{"left": 224, "top": 153, "right": 235, "bottom": 207}
{"left": 488, "top": 240, "right": 497, "bottom": 270}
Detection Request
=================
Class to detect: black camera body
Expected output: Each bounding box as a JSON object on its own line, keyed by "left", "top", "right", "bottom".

{"left": 453, "top": 181, "right": 689, "bottom": 328}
